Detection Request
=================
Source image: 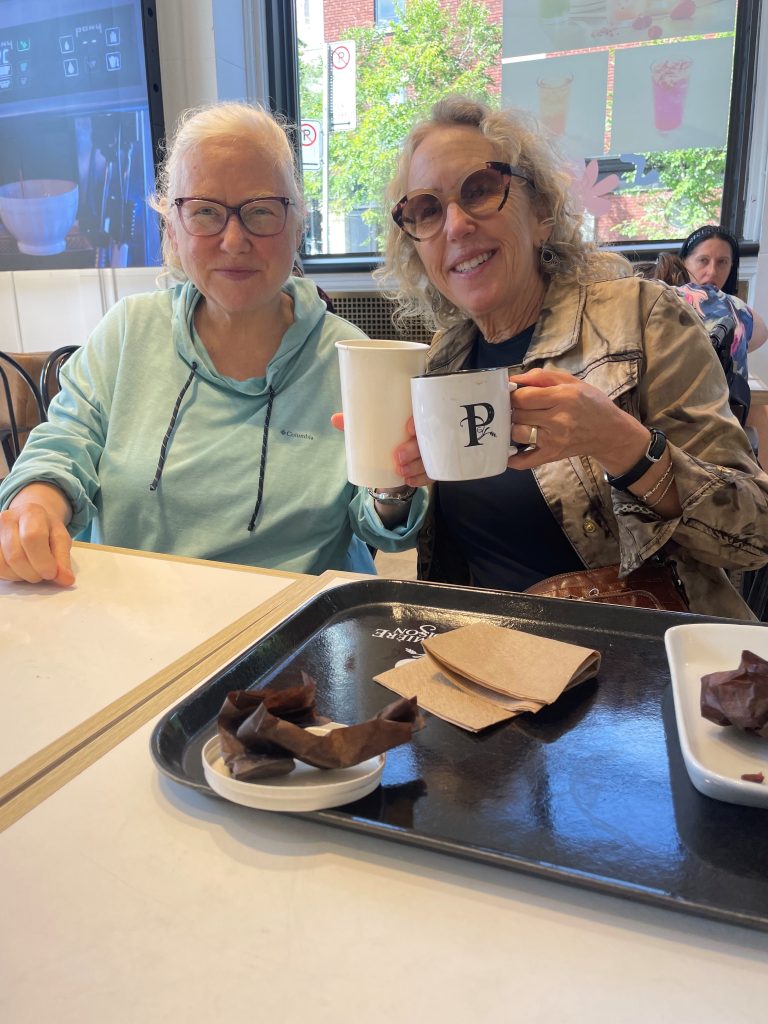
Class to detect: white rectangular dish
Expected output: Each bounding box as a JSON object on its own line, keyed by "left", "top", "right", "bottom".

{"left": 665, "top": 623, "right": 768, "bottom": 808}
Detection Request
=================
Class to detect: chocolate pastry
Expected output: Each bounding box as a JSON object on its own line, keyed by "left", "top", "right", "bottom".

{"left": 700, "top": 650, "right": 768, "bottom": 738}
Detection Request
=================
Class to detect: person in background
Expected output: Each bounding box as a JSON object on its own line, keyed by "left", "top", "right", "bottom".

{"left": 376, "top": 95, "right": 768, "bottom": 618}
{"left": 637, "top": 251, "right": 768, "bottom": 469}
{"left": 680, "top": 224, "right": 742, "bottom": 295}
{"left": 679, "top": 224, "right": 768, "bottom": 350}
{"left": 0, "top": 101, "right": 425, "bottom": 586}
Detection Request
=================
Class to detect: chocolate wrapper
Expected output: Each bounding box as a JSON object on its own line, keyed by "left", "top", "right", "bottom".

{"left": 218, "top": 672, "right": 425, "bottom": 781}
{"left": 217, "top": 675, "right": 323, "bottom": 779}
{"left": 700, "top": 650, "right": 768, "bottom": 737}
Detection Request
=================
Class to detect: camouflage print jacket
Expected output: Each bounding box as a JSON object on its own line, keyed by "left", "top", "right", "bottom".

{"left": 417, "top": 273, "right": 768, "bottom": 619}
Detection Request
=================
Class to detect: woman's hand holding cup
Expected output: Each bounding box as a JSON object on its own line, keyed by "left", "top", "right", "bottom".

{"left": 396, "top": 417, "right": 433, "bottom": 488}
{"left": 507, "top": 367, "right": 650, "bottom": 475}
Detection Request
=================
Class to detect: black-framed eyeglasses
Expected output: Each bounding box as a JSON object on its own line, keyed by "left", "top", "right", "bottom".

{"left": 173, "top": 196, "right": 295, "bottom": 238}
{"left": 392, "top": 162, "right": 532, "bottom": 241}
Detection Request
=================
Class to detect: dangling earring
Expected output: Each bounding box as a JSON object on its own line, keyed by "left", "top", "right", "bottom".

{"left": 539, "top": 244, "right": 559, "bottom": 272}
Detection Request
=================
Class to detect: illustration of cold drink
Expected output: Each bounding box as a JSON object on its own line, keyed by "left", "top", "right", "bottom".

{"left": 537, "top": 73, "right": 573, "bottom": 136}
{"left": 650, "top": 57, "right": 692, "bottom": 133}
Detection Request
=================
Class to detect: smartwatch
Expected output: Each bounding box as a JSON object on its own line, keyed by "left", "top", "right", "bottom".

{"left": 605, "top": 429, "right": 667, "bottom": 490}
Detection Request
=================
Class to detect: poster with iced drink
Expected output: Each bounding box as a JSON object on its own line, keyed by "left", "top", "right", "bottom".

{"left": 502, "top": 0, "right": 736, "bottom": 60}
{"left": 611, "top": 37, "right": 734, "bottom": 153}
{"left": 502, "top": 52, "right": 608, "bottom": 159}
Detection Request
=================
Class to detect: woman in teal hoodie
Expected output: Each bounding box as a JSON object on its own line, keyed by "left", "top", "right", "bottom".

{"left": 0, "top": 102, "right": 425, "bottom": 585}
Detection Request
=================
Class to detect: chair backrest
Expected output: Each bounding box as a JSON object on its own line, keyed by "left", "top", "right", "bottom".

{"left": 40, "top": 345, "right": 80, "bottom": 413}
{"left": 0, "top": 352, "right": 48, "bottom": 472}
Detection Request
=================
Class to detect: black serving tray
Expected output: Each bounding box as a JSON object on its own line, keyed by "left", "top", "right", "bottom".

{"left": 151, "top": 579, "right": 768, "bottom": 932}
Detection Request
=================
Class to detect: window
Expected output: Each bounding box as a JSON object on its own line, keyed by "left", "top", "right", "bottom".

{"left": 375, "top": 0, "right": 404, "bottom": 26}
{"left": 290, "top": 0, "right": 759, "bottom": 263}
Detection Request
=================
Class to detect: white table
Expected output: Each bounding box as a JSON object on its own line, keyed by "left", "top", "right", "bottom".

{"left": 0, "top": 543, "right": 305, "bottom": 815}
{"left": 0, "top": 712, "right": 766, "bottom": 1024}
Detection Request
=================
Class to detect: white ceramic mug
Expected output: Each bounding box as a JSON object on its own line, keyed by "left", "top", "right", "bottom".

{"left": 335, "top": 338, "right": 429, "bottom": 487}
{"left": 411, "top": 367, "right": 517, "bottom": 481}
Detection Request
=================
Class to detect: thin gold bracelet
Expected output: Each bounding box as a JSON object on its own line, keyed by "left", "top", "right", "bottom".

{"left": 645, "top": 475, "right": 675, "bottom": 509}
{"left": 639, "top": 458, "right": 673, "bottom": 503}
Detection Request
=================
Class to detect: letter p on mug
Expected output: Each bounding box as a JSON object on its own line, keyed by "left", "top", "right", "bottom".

{"left": 411, "top": 367, "right": 517, "bottom": 481}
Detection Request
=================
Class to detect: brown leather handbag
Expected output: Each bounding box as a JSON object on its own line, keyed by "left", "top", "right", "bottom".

{"left": 524, "top": 558, "right": 690, "bottom": 612}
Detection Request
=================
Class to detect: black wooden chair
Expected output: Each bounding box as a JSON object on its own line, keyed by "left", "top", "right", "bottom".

{"left": 40, "top": 345, "right": 80, "bottom": 413}
{"left": 0, "top": 351, "right": 47, "bottom": 472}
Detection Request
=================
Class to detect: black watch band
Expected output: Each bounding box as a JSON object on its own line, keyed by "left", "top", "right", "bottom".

{"left": 605, "top": 429, "right": 667, "bottom": 490}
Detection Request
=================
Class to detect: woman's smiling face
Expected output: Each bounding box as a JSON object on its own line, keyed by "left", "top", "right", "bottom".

{"left": 405, "top": 125, "right": 551, "bottom": 334}
{"left": 166, "top": 135, "right": 302, "bottom": 321}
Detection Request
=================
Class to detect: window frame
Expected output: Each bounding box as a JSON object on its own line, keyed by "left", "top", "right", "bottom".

{"left": 271, "top": 0, "right": 763, "bottom": 273}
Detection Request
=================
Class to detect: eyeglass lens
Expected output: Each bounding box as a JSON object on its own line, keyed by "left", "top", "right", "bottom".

{"left": 400, "top": 166, "right": 510, "bottom": 239}
{"left": 178, "top": 198, "right": 288, "bottom": 237}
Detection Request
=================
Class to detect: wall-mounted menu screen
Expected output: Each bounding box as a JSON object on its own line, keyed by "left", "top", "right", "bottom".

{"left": 0, "top": 0, "right": 164, "bottom": 270}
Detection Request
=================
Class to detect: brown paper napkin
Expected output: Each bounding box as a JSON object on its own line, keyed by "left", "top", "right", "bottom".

{"left": 374, "top": 652, "right": 517, "bottom": 732}
{"left": 374, "top": 623, "right": 600, "bottom": 733}
{"left": 423, "top": 623, "right": 600, "bottom": 703}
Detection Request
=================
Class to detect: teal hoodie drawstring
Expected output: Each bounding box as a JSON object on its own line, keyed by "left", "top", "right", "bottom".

{"left": 149, "top": 362, "right": 198, "bottom": 492}
{"left": 150, "top": 363, "right": 275, "bottom": 533}
{"left": 248, "top": 385, "right": 275, "bottom": 531}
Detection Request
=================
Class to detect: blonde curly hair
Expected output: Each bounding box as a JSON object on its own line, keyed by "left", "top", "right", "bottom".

{"left": 375, "top": 95, "right": 629, "bottom": 330}
{"left": 149, "top": 101, "right": 307, "bottom": 276}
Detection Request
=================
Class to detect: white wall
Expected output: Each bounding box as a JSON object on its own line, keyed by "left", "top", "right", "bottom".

{"left": 1, "top": 2, "right": 766, "bottom": 356}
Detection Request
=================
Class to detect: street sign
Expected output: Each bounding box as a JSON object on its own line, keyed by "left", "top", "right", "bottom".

{"left": 329, "top": 39, "right": 356, "bottom": 131}
{"left": 301, "top": 119, "right": 321, "bottom": 168}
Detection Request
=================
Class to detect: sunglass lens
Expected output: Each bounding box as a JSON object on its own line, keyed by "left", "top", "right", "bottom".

{"left": 401, "top": 192, "right": 443, "bottom": 238}
{"left": 460, "top": 168, "right": 507, "bottom": 214}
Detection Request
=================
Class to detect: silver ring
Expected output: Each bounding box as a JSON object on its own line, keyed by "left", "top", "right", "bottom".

{"left": 527, "top": 425, "right": 538, "bottom": 447}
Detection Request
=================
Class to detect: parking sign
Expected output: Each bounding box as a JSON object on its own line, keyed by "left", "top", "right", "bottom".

{"left": 301, "top": 119, "right": 321, "bottom": 168}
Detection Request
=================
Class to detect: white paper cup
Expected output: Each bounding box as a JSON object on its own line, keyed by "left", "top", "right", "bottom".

{"left": 336, "top": 338, "right": 429, "bottom": 487}
{"left": 411, "top": 367, "right": 517, "bottom": 481}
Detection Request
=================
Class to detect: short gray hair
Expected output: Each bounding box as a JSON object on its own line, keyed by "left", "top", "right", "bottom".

{"left": 375, "top": 95, "right": 628, "bottom": 330}
{"left": 149, "top": 101, "right": 307, "bottom": 274}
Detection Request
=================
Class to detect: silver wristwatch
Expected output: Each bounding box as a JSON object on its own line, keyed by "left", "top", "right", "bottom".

{"left": 366, "top": 486, "right": 417, "bottom": 505}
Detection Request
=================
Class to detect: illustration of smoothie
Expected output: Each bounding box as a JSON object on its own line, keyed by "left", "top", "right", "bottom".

{"left": 537, "top": 73, "right": 574, "bottom": 136}
{"left": 537, "top": 0, "right": 570, "bottom": 21}
{"left": 650, "top": 57, "right": 693, "bottom": 133}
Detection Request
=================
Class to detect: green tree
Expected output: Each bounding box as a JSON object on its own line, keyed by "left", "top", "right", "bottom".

{"left": 613, "top": 148, "right": 727, "bottom": 240}
{"left": 300, "top": 0, "right": 501, "bottom": 246}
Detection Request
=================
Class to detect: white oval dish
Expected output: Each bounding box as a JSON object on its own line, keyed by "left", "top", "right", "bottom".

{"left": 665, "top": 623, "right": 768, "bottom": 809}
{"left": 201, "top": 727, "right": 385, "bottom": 812}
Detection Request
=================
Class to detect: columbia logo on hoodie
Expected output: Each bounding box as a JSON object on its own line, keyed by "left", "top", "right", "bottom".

{"left": 280, "top": 429, "right": 315, "bottom": 441}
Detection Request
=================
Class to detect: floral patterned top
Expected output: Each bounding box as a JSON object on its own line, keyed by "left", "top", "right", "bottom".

{"left": 674, "top": 282, "right": 754, "bottom": 380}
